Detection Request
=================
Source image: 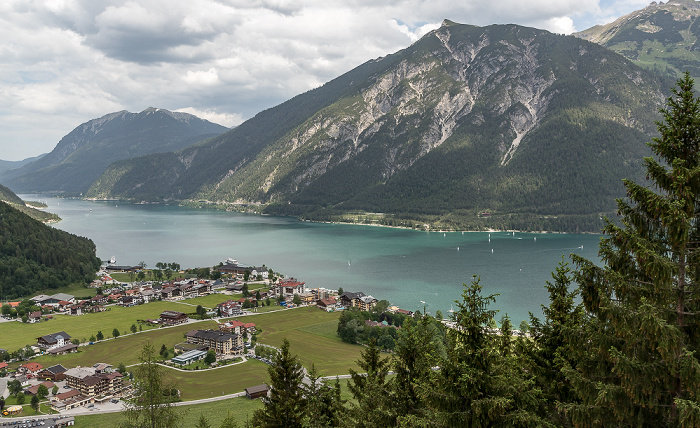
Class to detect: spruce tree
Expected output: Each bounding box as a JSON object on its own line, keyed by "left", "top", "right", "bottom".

{"left": 252, "top": 339, "right": 306, "bottom": 428}
{"left": 302, "top": 365, "right": 345, "bottom": 427}
{"left": 347, "top": 339, "right": 394, "bottom": 427}
{"left": 568, "top": 72, "right": 700, "bottom": 427}
{"left": 528, "top": 259, "right": 583, "bottom": 425}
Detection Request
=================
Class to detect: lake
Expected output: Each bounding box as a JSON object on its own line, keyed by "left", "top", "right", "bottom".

{"left": 28, "top": 196, "right": 602, "bottom": 325}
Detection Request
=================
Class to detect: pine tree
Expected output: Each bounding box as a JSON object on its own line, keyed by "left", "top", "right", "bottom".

{"left": 347, "top": 339, "right": 394, "bottom": 427}
{"left": 302, "top": 365, "right": 345, "bottom": 427}
{"left": 528, "top": 258, "right": 583, "bottom": 425}
{"left": 423, "top": 276, "right": 548, "bottom": 427}
{"left": 568, "top": 72, "right": 700, "bottom": 427}
{"left": 252, "top": 338, "right": 306, "bottom": 428}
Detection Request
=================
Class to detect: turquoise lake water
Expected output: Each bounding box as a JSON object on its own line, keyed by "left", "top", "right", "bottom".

{"left": 30, "top": 196, "right": 602, "bottom": 325}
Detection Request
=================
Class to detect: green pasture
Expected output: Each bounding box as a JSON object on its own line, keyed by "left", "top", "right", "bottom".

{"left": 180, "top": 293, "right": 233, "bottom": 309}
{"left": 0, "top": 301, "right": 208, "bottom": 351}
{"left": 165, "top": 359, "right": 270, "bottom": 401}
{"left": 73, "top": 396, "right": 265, "bottom": 428}
{"left": 29, "top": 321, "right": 218, "bottom": 368}
{"left": 252, "top": 307, "right": 363, "bottom": 374}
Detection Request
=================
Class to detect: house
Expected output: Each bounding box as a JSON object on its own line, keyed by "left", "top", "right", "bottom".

{"left": 28, "top": 311, "right": 42, "bottom": 323}
{"left": 243, "top": 322, "right": 256, "bottom": 334}
{"left": 37, "top": 332, "right": 71, "bottom": 350}
{"left": 0, "top": 362, "right": 8, "bottom": 371}
{"left": 317, "top": 297, "right": 337, "bottom": 311}
{"left": 185, "top": 329, "right": 243, "bottom": 356}
{"left": 48, "top": 343, "right": 79, "bottom": 355}
{"left": 218, "top": 300, "right": 243, "bottom": 317}
{"left": 159, "top": 310, "right": 188, "bottom": 326}
{"left": 18, "top": 362, "right": 43, "bottom": 377}
{"left": 276, "top": 279, "right": 306, "bottom": 297}
{"left": 245, "top": 384, "right": 269, "bottom": 399}
{"left": 69, "top": 304, "right": 85, "bottom": 316}
{"left": 140, "top": 289, "right": 156, "bottom": 303}
{"left": 90, "top": 295, "right": 107, "bottom": 305}
{"left": 25, "top": 380, "right": 55, "bottom": 396}
{"left": 37, "top": 364, "right": 68, "bottom": 381}
{"left": 250, "top": 267, "right": 269, "bottom": 279}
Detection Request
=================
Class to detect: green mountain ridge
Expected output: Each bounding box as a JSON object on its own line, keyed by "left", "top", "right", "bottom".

{"left": 0, "top": 200, "right": 101, "bottom": 299}
{"left": 574, "top": 0, "right": 700, "bottom": 81}
{"left": 1, "top": 107, "right": 228, "bottom": 195}
{"left": 87, "top": 21, "right": 673, "bottom": 232}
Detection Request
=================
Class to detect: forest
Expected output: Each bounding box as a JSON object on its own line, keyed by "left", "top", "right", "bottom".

{"left": 0, "top": 201, "right": 101, "bottom": 298}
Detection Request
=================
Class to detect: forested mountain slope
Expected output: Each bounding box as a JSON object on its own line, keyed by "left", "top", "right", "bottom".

{"left": 88, "top": 21, "right": 672, "bottom": 232}
{"left": 574, "top": 0, "right": 700, "bottom": 81}
{"left": 1, "top": 108, "right": 228, "bottom": 194}
{"left": 0, "top": 201, "right": 101, "bottom": 299}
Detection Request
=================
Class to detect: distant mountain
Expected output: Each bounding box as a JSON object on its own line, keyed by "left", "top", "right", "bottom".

{"left": 0, "top": 201, "right": 101, "bottom": 299}
{"left": 88, "top": 21, "right": 671, "bottom": 232}
{"left": 574, "top": 0, "right": 700, "bottom": 81}
{"left": 1, "top": 108, "right": 228, "bottom": 194}
{"left": 0, "top": 154, "right": 46, "bottom": 175}
{"left": 0, "top": 182, "right": 59, "bottom": 223}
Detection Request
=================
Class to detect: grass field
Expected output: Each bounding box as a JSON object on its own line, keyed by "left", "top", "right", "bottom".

{"left": 0, "top": 301, "right": 208, "bottom": 351}
{"left": 252, "top": 307, "right": 364, "bottom": 374}
{"left": 27, "top": 321, "right": 219, "bottom": 368}
{"left": 72, "top": 395, "right": 265, "bottom": 427}
{"left": 28, "top": 282, "right": 97, "bottom": 300}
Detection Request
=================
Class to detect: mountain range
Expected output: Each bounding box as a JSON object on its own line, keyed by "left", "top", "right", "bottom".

{"left": 85, "top": 20, "right": 671, "bottom": 232}
{"left": 0, "top": 108, "right": 228, "bottom": 194}
{"left": 574, "top": 0, "right": 700, "bottom": 81}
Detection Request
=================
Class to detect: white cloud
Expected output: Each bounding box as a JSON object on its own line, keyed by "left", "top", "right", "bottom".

{"left": 0, "top": 0, "right": 650, "bottom": 161}
{"left": 175, "top": 107, "right": 242, "bottom": 128}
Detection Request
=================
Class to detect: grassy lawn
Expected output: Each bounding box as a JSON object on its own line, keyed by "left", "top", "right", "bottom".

{"left": 252, "top": 307, "right": 364, "bottom": 375}
{"left": 166, "top": 359, "right": 270, "bottom": 401}
{"left": 73, "top": 396, "right": 264, "bottom": 428}
{"left": 0, "top": 301, "right": 208, "bottom": 351}
{"left": 179, "top": 293, "right": 234, "bottom": 309}
{"left": 29, "top": 321, "right": 219, "bottom": 368}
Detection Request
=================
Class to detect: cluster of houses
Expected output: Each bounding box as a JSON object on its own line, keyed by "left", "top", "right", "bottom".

{"left": 10, "top": 361, "right": 126, "bottom": 412}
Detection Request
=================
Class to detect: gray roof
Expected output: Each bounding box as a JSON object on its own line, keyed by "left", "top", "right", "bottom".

{"left": 50, "top": 293, "right": 75, "bottom": 302}
{"left": 39, "top": 331, "right": 71, "bottom": 344}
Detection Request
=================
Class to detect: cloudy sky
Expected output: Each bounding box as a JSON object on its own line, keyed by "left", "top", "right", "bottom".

{"left": 1, "top": 0, "right": 653, "bottom": 161}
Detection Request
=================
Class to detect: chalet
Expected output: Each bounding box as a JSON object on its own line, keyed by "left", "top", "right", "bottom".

{"left": 243, "top": 322, "right": 256, "bottom": 334}
{"left": 28, "top": 311, "right": 43, "bottom": 323}
{"left": 25, "top": 380, "right": 55, "bottom": 396}
{"left": 37, "top": 364, "right": 68, "bottom": 381}
{"left": 18, "top": 362, "right": 43, "bottom": 377}
{"left": 317, "top": 297, "right": 338, "bottom": 311}
{"left": 161, "top": 287, "right": 178, "bottom": 300}
{"left": 395, "top": 308, "right": 414, "bottom": 317}
{"left": 250, "top": 267, "right": 269, "bottom": 279}
{"left": 48, "top": 343, "right": 79, "bottom": 355}
{"left": 226, "top": 284, "right": 244, "bottom": 293}
{"left": 217, "top": 300, "right": 243, "bottom": 317}
{"left": 57, "top": 300, "right": 73, "bottom": 311}
{"left": 50, "top": 389, "right": 90, "bottom": 412}
{"left": 159, "top": 310, "right": 188, "bottom": 326}
{"left": 185, "top": 329, "right": 243, "bottom": 356}
{"left": 140, "top": 289, "right": 156, "bottom": 303}
{"left": 0, "top": 362, "right": 8, "bottom": 371}
{"left": 88, "top": 305, "right": 106, "bottom": 313}
{"left": 90, "top": 295, "right": 108, "bottom": 305}
{"left": 245, "top": 384, "right": 269, "bottom": 399}
{"left": 69, "top": 304, "right": 85, "bottom": 316}
{"left": 37, "top": 332, "right": 71, "bottom": 350}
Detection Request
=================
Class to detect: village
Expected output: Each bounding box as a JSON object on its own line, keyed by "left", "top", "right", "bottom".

{"left": 0, "top": 258, "right": 416, "bottom": 423}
